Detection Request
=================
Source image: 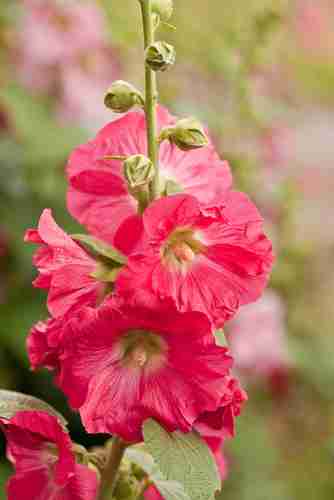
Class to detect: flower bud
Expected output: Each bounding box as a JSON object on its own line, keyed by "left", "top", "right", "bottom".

{"left": 104, "top": 80, "right": 144, "bottom": 113}
{"left": 160, "top": 118, "right": 209, "bottom": 151}
{"left": 123, "top": 154, "right": 155, "bottom": 191}
{"left": 152, "top": 0, "right": 173, "bottom": 21}
{"left": 145, "top": 41, "right": 176, "bottom": 72}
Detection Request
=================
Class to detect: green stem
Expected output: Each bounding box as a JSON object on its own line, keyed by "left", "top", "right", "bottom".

{"left": 139, "top": 0, "right": 159, "bottom": 201}
{"left": 99, "top": 437, "right": 127, "bottom": 500}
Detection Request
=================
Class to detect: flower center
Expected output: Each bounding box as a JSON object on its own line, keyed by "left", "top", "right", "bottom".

{"left": 162, "top": 228, "right": 204, "bottom": 269}
{"left": 120, "top": 330, "right": 168, "bottom": 371}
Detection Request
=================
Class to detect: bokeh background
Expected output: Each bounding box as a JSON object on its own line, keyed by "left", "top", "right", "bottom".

{"left": 1, "top": 0, "right": 334, "bottom": 498}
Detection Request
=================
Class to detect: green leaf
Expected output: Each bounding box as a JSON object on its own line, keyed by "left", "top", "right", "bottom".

{"left": 165, "top": 179, "right": 184, "bottom": 195}
{"left": 90, "top": 262, "right": 121, "bottom": 283}
{"left": 126, "top": 446, "right": 190, "bottom": 500}
{"left": 71, "top": 234, "right": 127, "bottom": 264}
{"left": 143, "top": 420, "right": 220, "bottom": 500}
{"left": 0, "top": 390, "right": 68, "bottom": 429}
{"left": 214, "top": 329, "right": 228, "bottom": 347}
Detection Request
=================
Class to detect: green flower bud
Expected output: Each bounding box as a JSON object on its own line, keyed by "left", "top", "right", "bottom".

{"left": 152, "top": 0, "right": 173, "bottom": 21}
{"left": 145, "top": 41, "right": 175, "bottom": 72}
{"left": 123, "top": 154, "right": 155, "bottom": 191}
{"left": 104, "top": 80, "right": 144, "bottom": 113}
{"left": 160, "top": 118, "right": 209, "bottom": 151}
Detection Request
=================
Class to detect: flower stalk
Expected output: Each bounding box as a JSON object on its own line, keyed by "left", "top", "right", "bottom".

{"left": 139, "top": 0, "right": 160, "bottom": 201}
{"left": 99, "top": 437, "right": 127, "bottom": 500}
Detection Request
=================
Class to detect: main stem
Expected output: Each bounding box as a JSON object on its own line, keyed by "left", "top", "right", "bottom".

{"left": 99, "top": 437, "right": 127, "bottom": 500}
{"left": 139, "top": 0, "right": 160, "bottom": 200}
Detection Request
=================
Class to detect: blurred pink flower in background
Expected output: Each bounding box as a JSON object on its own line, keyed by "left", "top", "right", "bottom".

{"left": 260, "top": 125, "right": 293, "bottom": 170}
{"left": 295, "top": 1, "right": 334, "bottom": 57}
{"left": 227, "top": 291, "right": 290, "bottom": 388}
{"left": 16, "top": 0, "right": 119, "bottom": 130}
{"left": 57, "top": 48, "right": 118, "bottom": 131}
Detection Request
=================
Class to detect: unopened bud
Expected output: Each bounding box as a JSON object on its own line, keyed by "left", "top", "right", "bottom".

{"left": 123, "top": 155, "right": 154, "bottom": 191}
{"left": 152, "top": 0, "right": 173, "bottom": 21}
{"left": 145, "top": 41, "right": 175, "bottom": 72}
{"left": 160, "top": 118, "right": 209, "bottom": 151}
{"left": 104, "top": 80, "right": 144, "bottom": 113}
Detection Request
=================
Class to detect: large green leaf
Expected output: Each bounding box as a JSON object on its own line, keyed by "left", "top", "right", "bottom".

{"left": 126, "top": 446, "right": 190, "bottom": 500}
{"left": 0, "top": 390, "right": 68, "bottom": 429}
{"left": 143, "top": 420, "right": 220, "bottom": 500}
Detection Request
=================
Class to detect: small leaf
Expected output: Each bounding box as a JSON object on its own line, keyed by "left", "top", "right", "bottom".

{"left": 90, "top": 262, "right": 121, "bottom": 283}
{"left": 214, "top": 329, "right": 228, "bottom": 348}
{"left": 165, "top": 179, "right": 184, "bottom": 195}
{"left": 143, "top": 420, "right": 220, "bottom": 500}
{"left": 126, "top": 446, "right": 190, "bottom": 500}
{"left": 72, "top": 234, "right": 127, "bottom": 264}
{"left": 0, "top": 390, "right": 68, "bottom": 428}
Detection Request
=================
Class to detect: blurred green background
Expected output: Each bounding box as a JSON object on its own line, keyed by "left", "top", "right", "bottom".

{"left": 1, "top": 0, "right": 334, "bottom": 498}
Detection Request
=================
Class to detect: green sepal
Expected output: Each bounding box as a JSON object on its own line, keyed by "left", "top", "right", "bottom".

{"left": 72, "top": 234, "right": 127, "bottom": 265}
{"left": 214, "top": 329, "right": 228, "bottom": 348}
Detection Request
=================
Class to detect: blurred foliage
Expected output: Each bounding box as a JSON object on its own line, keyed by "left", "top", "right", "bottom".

{"left": 0, "top": 0, "right": 334, "bottom": 499}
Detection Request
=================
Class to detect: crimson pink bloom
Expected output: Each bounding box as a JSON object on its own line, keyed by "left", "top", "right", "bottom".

{"left": 27, "top": 316, "right": 68, "bottom": 372}
{"left": 0, "top": 411, "right": 98, "bottom": 500}
{"left": 58, "top": 300, "right": 234, "bottom": 442}
{"left": 194, "top": 377, "right": 247, "bottom": 442}
{"left": 116, "top": 192, "right": 273, "bottom": 326}
{"left": 24, "top": 209, "right": 105, "bottom": 318}
{"left": 227, "top": 291, "right": 290, "bottom": 380}
{"left": 66, "top": 107, "right": 231, "bottom": 248}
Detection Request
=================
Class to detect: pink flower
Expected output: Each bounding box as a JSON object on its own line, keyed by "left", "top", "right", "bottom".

{"left": 58, "top": 300, "right": 234, "bottom": 442}
{"left": 0, "top": 411, "right": 98, "bottom": 500}
{"left": 116, "top": 192, "right": 273, "bottom": 326}
{"left": 27, "top": 316, "right": 66, "bottom": 372}
{"left": 194, "top": 377, "right": 247, "bottom": 441}
{"left": 24, "top": 209, "right": 105, "bottom": 318}
{"left": 227, "top": 291, "right": 290, "bottom": 379}
{"left": 66, "top": 107, "right": 232, "bottom": 246}
{"left": 144, "top": 486, "right": 163, "bottom": 500}
{"left": 58, "top": 49, "right": 118, "bottom": 132}
{"left": 19, "top": 0, "right": 107, "bottom": 68}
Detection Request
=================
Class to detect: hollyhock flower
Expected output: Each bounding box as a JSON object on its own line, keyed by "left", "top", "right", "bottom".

{"left": 58, "top": 48, "right": 118, "bottom": 132}
{"left": 116, "top": 192, "right": 273, "bottom": 326}
{"left": 227, "top": 291, "right": 290, "bottom": 380}
{"left": 24, "top": 209, "right": 106, "bottom": 318}
{"left": 27, "top": 316, "right": 67, "bottom": 372}
{"left": 260, "top": 125, "right": 293, "bottom": 169}
{"left": 194, "top": 377, "right": 247, "bottom": 441}
{"left": 19, "top": 0, "right": 106, "bottom": 68}
{"left": 66, "top": 106, "right": 232, "bottom": 246}
{"left": 295, "top": 1, "right": 334, "bottom": 57}
{"left": 58, "top": 300, "right": 235, "bottom": 442}
{"left": 0, "top": 411, "right": 98, "bottom": 500}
